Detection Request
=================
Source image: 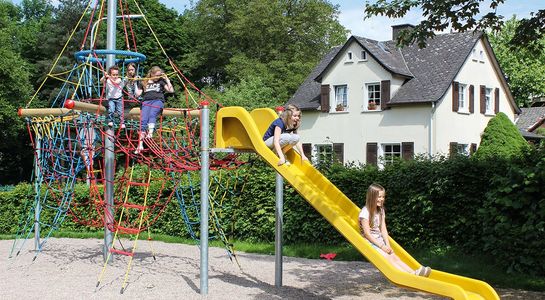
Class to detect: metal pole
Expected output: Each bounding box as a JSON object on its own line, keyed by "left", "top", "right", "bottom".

{"left": 275, "top": 172, "right": 284, "bottom": 287}
{"left": 90, "top": 15, "right": 143, "bottom": 49}
{"left": 34, "top": 138, "right": 41, "bottom": 252}
{"left": 200, "top": 102, "right": 210, "bottom": 295}
{"left": 103, "top": 0, "right": 117, "bottom": 263}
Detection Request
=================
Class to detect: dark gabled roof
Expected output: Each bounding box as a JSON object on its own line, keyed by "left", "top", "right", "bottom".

{"left": 519, "top": 128, "right": 545, "bottom": 140}
{"left": 314, "top": 36, "right": 413, "bottom": 81}
{"left": 516, "top": 107, "right": 545, "bottom": 130}
{"left": 288, "top": 30, "right": 519, "bottom": 112}
{"left": 390, "top": 31, "right": 482, "bottom": 104}
{"left": 288, "top": 46, "right": 342, "bottom": 110}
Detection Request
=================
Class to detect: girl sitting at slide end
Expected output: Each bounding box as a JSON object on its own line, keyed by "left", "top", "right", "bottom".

{"left": 360, "top": 183, "right": 431, "bottom": 277}
{"left": 263, "top": 104, "right": 308, "bottom": 166}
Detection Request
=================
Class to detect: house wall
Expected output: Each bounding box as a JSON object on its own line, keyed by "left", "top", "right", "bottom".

{"left": 433, "top": 38, "right": 517, "bottom": 154}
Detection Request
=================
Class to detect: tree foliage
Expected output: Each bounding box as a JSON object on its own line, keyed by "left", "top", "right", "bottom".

{"left": 0, "top": 1, "right": 35, "bottom": 183}
{"left": 488, "top": 17, "right": 545, "bottom": 107}
{"left": 206, "top": 76, "right": 277, "bottom": 111}
{"left": 364, "top": 0, "right": 545, "bottom": 49}
{"left": 124, "top": 0, "right": 190, "bottom": 70}
{"left": 183, "top": 0, "right": 347, "bottom": 101}
{"left": 475, "top": 112, "right": 529, "bottom": 159}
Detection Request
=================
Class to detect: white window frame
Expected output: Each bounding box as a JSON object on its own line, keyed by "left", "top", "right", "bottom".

{"left": 312, "top": 143, "right": 333, "bottom": 166}
{"left": 458, "top": 83, "right": 468, "bottom": 112}
{"left": 457, "top": 143, "right": 470, "bottom": 156}
{"left": 365, "top": 82, "right": 381, "bottom": 111}
{"left": 471, "top": 49, "right": 477, "bottom": 61}
{"left": 485, "top": 87, "right": 493, "bottom": 114}
{"left": 345, "top": 51, "right": 353, "bottom": 63}
{"left": 359, "top": 50, "right": 367, "bottom": 61}
{"left": 381, "top": 143, "right": 401, "bottom": 165}
{"left": 334, "top": 85, "right": 348, "bottom": 111}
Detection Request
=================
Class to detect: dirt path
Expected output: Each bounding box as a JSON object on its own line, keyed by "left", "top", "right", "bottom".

{"left": 0, "top": 238, "right": 542, "bottom": 299}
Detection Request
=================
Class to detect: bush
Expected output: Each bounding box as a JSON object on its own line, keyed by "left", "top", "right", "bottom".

{"left": 476, "top": 112, "right": 529, "bottom": 159}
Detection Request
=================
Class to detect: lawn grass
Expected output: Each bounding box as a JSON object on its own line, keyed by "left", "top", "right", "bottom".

{"left": 2, "top": 232, "right": 543, "bottom": 292}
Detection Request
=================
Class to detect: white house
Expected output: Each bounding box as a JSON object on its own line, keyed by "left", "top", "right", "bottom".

{"left": 287, "top": 25, "right": 520, "bottom": 166}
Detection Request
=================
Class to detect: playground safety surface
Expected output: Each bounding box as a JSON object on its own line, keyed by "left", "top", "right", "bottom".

{"left": 0, "top": 238, "right": 541, "bottom": 299}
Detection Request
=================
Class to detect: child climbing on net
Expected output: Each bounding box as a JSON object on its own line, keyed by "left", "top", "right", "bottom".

{"left": 360, "top": 183, "right": 431, "bottom": 277}
{"left": 263, "top": 104, "right": 308, "bottom": 166}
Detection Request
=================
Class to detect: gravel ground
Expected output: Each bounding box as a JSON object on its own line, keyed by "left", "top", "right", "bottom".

{"left": 0, "top": 238, "right": 543, "bottom": 299}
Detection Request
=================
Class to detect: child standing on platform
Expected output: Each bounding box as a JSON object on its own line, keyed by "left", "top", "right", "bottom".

{"left": 124, "top": 63, "right": 140, "bottom": 101}
{"left": 101, "top": 66, "right": 125, "bottom": 128}
{"left": 359, "top": 183, "right": 431, "bottom": 277}
{"left": 262, "top": 104, "right": 308, "bottom": 166}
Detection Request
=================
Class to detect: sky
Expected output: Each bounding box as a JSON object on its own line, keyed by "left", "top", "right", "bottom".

{"left": 11, "top": 0, "right": 545, "bottom": 41}
{"left": 159, "top": 0, "right": 544, "bottom": 41}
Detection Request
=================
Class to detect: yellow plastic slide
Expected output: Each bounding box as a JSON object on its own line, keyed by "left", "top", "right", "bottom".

{"left": 215, "top": 106, "right": 499, "bottom": 300}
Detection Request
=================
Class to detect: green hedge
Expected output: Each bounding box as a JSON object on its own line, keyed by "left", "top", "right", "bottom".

{"left": 1, "top": 146, "right": 544, "bottom": 275}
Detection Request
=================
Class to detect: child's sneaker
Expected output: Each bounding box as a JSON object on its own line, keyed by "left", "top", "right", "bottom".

{"left": 134, "top": 145, "right": 143, "bottom": 154}
{"left": 423, "top": 266, "right": 431, "bottom": 277}
{"left": 120, "top": 123, "right": 126, "bottom": 129}
{"left": 108, "top": 122, "right": 114, "bottom": 127}
{"left": 415, "top": 266, "right": 426, "bottom": 276}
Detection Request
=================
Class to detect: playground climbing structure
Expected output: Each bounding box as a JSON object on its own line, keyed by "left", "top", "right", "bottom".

{"left": 14, "top": 0, "right": 247, "bottom": 290}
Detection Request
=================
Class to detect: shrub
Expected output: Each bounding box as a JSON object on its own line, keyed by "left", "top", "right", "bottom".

{"left": 476, "top": 112, "right": 529, "bottom": 159}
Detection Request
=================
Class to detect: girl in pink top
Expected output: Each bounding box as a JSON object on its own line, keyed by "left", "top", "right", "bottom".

{"left": 359, "top": 183, "right": 431, "bottom": 277}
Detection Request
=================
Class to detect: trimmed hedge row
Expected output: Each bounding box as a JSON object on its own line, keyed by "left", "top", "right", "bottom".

{"left": 1, "top": 146, "right": 544, "bottom": 275}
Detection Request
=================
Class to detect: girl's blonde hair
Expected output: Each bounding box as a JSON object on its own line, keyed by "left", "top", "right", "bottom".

{"left": 142, "top": 66, "right": 163, "bottom": 92}
{"left": 281, "top": 104, "right": 302, "bottom": 131}
{"left": 365, "top": 183, "right": 385, "bottom": 227}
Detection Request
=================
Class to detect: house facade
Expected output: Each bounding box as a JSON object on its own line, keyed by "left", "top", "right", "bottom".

{"left": 287, "top": 25, "right": 520, "bottom": 166}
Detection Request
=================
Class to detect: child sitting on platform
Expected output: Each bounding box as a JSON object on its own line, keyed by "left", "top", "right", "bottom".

{"left": 262, "top": 104, "right": 308, "bottom": 166}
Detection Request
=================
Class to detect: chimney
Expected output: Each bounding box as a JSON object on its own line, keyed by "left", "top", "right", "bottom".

{"left": 392, "top": 24, "right": 415, "bottom": 41}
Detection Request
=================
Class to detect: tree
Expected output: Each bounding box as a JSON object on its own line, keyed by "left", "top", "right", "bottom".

{"left": 488, "top": 17, "right": 545, "bottom": 107}
{"left": 364, "top": 0, "right": 545, "bottom": 49}
{"left": 208, "top": 76, "right": 277, "bottom": 111}
{"left": 183, "top": 0, "right": 347, "bottom": 102}
{"left": 0, "top": 1, "right": 35, "bottom": 183}
{"left": 475, "top": 112, "right": 529, "bottom": 159}
{"left": 124, "top": 0, "right": 190, "bottom": 70}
